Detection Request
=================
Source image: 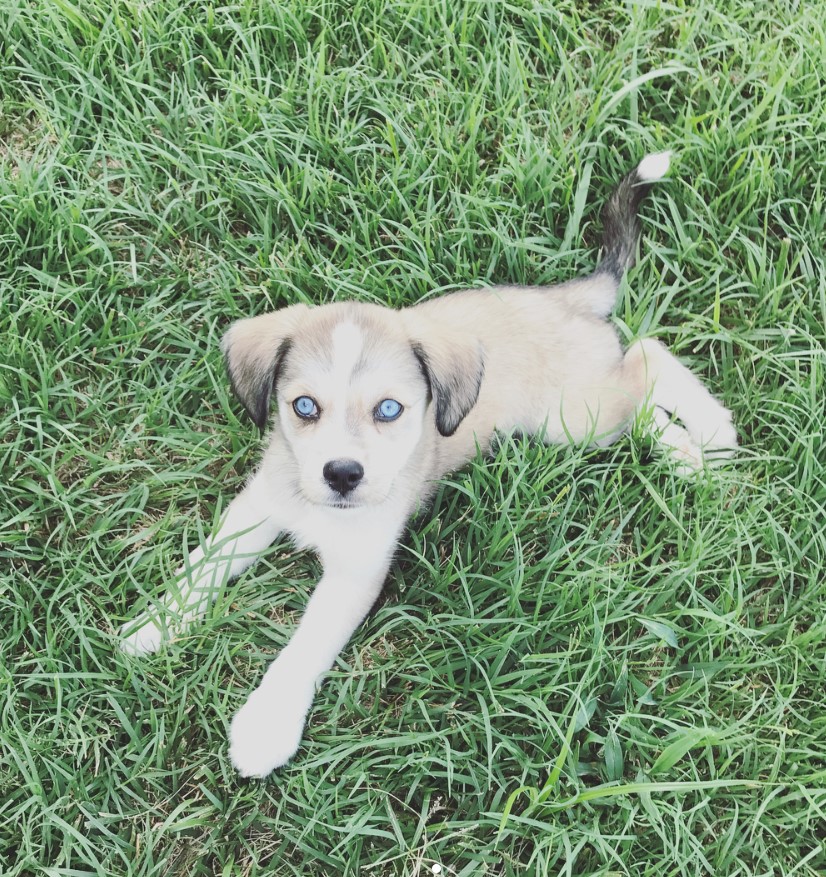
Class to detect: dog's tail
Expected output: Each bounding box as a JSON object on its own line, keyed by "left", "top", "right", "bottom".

{"left": 596, "top": 151, "right": 671, "bottom": 283}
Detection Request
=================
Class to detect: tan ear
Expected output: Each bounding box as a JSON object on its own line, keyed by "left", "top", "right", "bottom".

{"left": 222, "top": 304, "right": 309, "bottom": 430}
{"left": 412, "top": 331, "right": 485, "bottom": 437}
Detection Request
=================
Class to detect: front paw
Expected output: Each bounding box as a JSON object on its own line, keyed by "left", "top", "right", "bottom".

{"left": 119, "top": 611, "right": 166, "bottom": 656}
{"left": 229, "top": 669, "right": 315, "bottom": 778}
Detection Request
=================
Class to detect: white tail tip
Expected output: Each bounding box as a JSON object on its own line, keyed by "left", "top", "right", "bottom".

{"left": 636, "top": 151, "right": 672, "bottom": 182}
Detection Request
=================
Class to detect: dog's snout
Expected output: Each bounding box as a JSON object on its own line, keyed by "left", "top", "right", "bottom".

{"left": 323, "top": 459, "right": 364, "bottom": 496}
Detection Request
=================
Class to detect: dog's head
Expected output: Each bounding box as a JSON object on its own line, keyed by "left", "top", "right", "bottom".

{"left": 222, "top": 302, "right": 484, "bottom": 509}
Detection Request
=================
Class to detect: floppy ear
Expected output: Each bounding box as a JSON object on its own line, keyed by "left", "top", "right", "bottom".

{"left": 222, "top": 304, "right": 309, "bottom": 430}
{"left": 412, "top": 334, "right": 485, "bottom": 437}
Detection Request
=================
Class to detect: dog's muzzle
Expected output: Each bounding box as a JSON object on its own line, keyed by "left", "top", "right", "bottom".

{"left": 322, "top": 459, "right": 364, "bottom": 496}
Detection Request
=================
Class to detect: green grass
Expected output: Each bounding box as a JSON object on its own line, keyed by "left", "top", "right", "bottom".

{"left": 1, "top": 0, "right": 824, "bottom": 874}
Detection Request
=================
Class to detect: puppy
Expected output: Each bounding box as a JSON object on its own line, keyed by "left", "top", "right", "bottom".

{"left": 120, "top": 152, "right": 736, "bottom": 777}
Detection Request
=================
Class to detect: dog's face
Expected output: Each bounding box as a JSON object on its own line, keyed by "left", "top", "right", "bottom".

{"left": 222, "top": 302, "right": 484, "bottom": 509}
{"left": 275, "top": 312, "right": 430, "bottom": 508}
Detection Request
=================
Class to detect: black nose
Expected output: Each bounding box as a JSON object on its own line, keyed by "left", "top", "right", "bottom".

{"left": 322, "top": 459, "right": 364, "bottom": 496}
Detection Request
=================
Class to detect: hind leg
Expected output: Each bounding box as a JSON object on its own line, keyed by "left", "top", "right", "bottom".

{"left": 622, "top": 338, "right": 737, "bottom": 469}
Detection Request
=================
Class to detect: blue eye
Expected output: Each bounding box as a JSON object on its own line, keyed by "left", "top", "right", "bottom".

{"left": 293, "top": 396, "right": 319, "bottom": 419}
{"left": 375, "top": 399, "right": 403, "bottom": 421}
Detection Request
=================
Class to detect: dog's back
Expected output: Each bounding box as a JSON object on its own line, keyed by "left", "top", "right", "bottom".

{"left": 406, "top": 153, "right": 675, "bottom": 468}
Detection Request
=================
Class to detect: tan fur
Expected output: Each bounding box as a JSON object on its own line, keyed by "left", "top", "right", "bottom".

{"left": 121, "top": 157, "right": 737, "bottom": 777}
{"left": 222, "top": 281, "right": 660, "bottom": 512}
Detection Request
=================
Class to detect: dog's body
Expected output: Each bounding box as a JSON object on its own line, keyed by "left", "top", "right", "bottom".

{"left": 120, "top": 153, "right": 737, "bottom": 777}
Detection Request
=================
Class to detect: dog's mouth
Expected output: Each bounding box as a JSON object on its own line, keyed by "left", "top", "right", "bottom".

{"left": 319, "top": 493, "right": 363, "bottom": 511}
{"left": 293, "top": 475, "right": 367, "bottom": 510}
{"left": 297, "top": 490, "right": 363, "bottom": 511}
{"left": 299, "top": 473, "right": 389, "bottom": 510}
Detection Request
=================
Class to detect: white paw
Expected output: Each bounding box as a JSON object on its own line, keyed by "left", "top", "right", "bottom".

{"left": 679, "top": 395, "right": 738, "bottom": 457}
{"left": 672, "top": 442, "right": 704, "bottom": 475}
{"left": 653, "top": 406, "right": 737, "bottom": 474}
{"left": 119, "top": 612, "right": 166, "bottom": 656}
{"left": 652, "top": 407, "right": 703, "bottom": 474}
{"left": 229, "top": 665, "right": 315, "bottom": 778}
{"left": 698, "top": 412, "right": 738, "bottom": 458}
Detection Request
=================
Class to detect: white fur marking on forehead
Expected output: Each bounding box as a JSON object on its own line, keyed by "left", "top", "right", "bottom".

{"left": 330, "top": 321, "right": 364, "bottom": 376}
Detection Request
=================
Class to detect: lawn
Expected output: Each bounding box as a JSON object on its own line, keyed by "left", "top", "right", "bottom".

{"left": 1, "top": 0, "right": 824, "bottom": 874}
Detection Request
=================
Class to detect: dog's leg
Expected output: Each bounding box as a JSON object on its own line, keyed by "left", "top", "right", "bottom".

{"left": 120, "top": 470, "right": 281, "bottom": 655}
{"left": 623, "top": 338, "right": 737, "bottom": 468}
{"left": 228, "top": 522, "right": 400, "bottom": 777}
